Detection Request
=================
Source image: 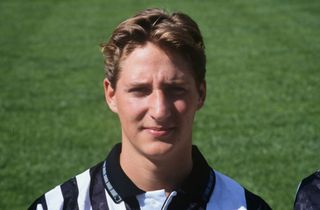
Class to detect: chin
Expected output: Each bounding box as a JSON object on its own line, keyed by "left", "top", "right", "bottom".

{"left": 142, "top": 141, "right": 176, "bottom": 159}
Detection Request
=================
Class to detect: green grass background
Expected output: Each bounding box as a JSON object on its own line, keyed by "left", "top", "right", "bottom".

{"left": 1, "top": 0, "right": 319, "bottom": 209}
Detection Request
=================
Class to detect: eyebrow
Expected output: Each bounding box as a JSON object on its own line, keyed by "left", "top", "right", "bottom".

{"left": 128, "top": 79, "right": 189, "bottom": 87}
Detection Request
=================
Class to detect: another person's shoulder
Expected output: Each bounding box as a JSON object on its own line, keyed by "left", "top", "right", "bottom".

{"left": 294, "top": 170, "right": 320, "bottom": 210}
{"left": 209, "top": 170, "right": 271, "bottom": 210}
{"left": 28, "top": 161, "right": 104, "bottom": 210}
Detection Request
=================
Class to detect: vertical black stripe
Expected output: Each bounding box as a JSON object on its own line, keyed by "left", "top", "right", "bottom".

{"left": 89, "top": 162, "right": 109, "bottom": 210}
{"left": 28, "top": 194, "right": 48, "bottom": 210}
{"left": 244, "top": 189, "right": 272, "bottom": 210}
{"left": 39, "top": 195, "right": 48, "bottom": 210}
{"left": 60, "top": 177, "right": 80, "bottom": 210}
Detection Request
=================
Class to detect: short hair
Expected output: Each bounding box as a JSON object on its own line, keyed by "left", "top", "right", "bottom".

{"left": 101, "top": 8, "right": 206, "bottom": 89}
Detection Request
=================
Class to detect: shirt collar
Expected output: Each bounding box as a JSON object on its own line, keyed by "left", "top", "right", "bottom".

{"left": 103, "top": 143, "right": 214, "bottom": 203}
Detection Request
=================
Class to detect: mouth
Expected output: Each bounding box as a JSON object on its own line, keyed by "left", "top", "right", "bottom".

{"left": 143, "top": 126, "right": 175, "bottom": 138}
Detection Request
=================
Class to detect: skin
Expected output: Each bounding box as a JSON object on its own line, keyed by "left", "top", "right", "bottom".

{"left": 104, "top": 42, "right": 206, "bottom": 192}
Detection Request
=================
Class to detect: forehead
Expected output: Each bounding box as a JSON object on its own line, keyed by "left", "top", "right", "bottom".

{"left": 118, "top": 42, "right": 195, "bottom": 84}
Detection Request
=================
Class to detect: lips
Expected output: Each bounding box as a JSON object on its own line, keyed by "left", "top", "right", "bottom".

{"left": 143, "top": 126, "right": 175, "bottom": 137}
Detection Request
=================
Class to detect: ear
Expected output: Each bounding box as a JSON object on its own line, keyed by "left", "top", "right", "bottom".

{"left": 197, "top": 80, "right": 206, "bottom": 110}
{"left": 103, "top": 78, "right": 118, "bottom": 113}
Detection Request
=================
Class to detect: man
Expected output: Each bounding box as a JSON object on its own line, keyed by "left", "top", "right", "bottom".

{"left": 29, "top": 8, "right": 271, "bottom": 210}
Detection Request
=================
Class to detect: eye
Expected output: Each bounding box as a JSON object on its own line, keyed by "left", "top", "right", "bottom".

{"left": 128, "top": 87, "right": 151, "bottom": 97}
{"left": 167, "top": 86, "right": 187, "bottom": 96}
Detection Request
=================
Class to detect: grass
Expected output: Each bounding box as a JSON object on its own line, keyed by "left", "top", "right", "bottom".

{"left": 1, "top": 0, "right": 319, "bottom": 209}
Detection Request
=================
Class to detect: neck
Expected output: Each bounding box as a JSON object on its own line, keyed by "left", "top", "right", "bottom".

{"left": 120, "top": 142, "right": 193, "bottom": 193}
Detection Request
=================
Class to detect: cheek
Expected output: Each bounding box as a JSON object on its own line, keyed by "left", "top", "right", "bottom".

{"left": 117, "top": 97, "right": 148, "bottom": 120}
{"left": 174, "top": 100, "right": 188, "bottom": 113}
{"left": 173, "top": 98, "right": 198, "bottom": 125}
{"left": 173, "top": 99, "right": 198, "bottom": 117}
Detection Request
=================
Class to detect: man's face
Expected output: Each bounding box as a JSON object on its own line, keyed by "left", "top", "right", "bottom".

{"left": 104, "top": 42, "right": 205, "bottom": 160}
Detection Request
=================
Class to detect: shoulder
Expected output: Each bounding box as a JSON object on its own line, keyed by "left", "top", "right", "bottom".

{"left": 207, "top": 170, "right": 271, "bottom": 210}
{"left": 28, "top": 184, "right": 64, "bottom": 210}
{"left": 294, "top": 170, "right": 320, "bottom": 210}
{"left": 28, "top": 162, "right": 103, "bottom": 210}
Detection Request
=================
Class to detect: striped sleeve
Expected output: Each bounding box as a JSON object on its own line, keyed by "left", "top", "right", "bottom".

{"left": 28, "top": 183, "right": 65, "bottom": 210}
{"left": 28, "top": 169, "right": 93, "bottom": 210}
{"left": 29, "top": 163, "right": 132, "bottom": 210}
{"left": 60, "top": 177, "right": 79, "bottom": 210}
{"left": 44, "top": 185, "right": 64, "bottom": 209}
{"left": 28, "top": 194, "right": 48, "bottom": 210}
{"left": 89, "top": 162, "right": 109, "bottom": 210}
{"left": 207, "top": 171, "right": 247, "bottom": 209}
{"left": 75, "top": 169, "right": 92, "bottom": 209}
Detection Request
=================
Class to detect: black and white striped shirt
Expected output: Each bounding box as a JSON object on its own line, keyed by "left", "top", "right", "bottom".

{"left": 29, "top": 144, "right": 271, "bottom": 210}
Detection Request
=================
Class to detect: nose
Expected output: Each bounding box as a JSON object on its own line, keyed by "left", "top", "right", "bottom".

{"left": 149, "top": 90, "right": 171, "bottom": 122}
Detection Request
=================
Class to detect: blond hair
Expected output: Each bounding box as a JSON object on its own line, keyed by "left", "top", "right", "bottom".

{"left": 101, "top": 8, "right": 206, "bottom": 88}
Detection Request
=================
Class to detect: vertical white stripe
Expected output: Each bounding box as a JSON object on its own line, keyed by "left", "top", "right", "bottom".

{"left": 206, "top": 171, "right": 247, "bottom": 210}
{"left": 35, "top": 204, "right": 44, "bottom": 210}
{"left": 105, "top": 189, "right": 126, "bottom": 210}
{"left": 76, "top": 169, "right": 92, "bottom": 210}
{"left": 45, "top": 185, "right": 64, "bottom": 210}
